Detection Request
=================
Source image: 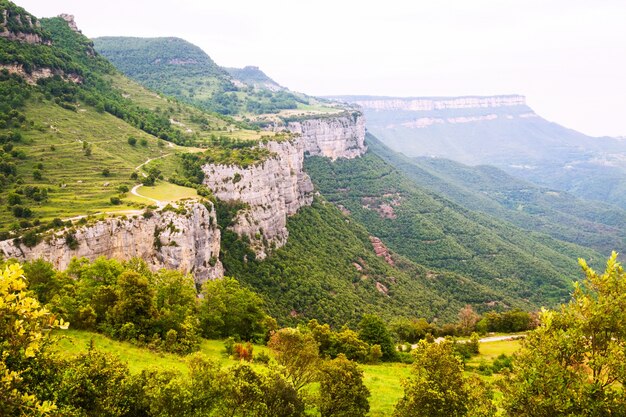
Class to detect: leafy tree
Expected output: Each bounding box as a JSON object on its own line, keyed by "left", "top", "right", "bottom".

{"left": 501, "top": 252, "right": 626, "bottom": 416}
{"left": 199, "top": 277, "right": 268, "bottom": 341}
{"left": 458, "top": 305, "right": 480, "bottom": 335}
{"left": 318, "top": 354, "right": 370, "bottom": 417}
{"left": 108, "top": 271, "right": 155, "bottom": 336}
{"left": 358, "top": 314, "right": 396, "bottom": 361}
{"left": 268, "top": 328, "right": 320, "bottom": 391}
{"left": 0, "top": 263, "right": 67, "bottom": 416}
{"left": 55, "top": 347, "right": 136, "bottom": 417}
{"left": 393, "top": 339, "right": 494, "bottom": 417}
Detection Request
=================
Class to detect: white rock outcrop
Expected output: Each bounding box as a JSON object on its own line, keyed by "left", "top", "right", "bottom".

{"left": 284, "top": 113, "right": 367, "bottom": 160}
{"left": 202, "top": 140, "right": 314, "bottom": 258}
{"left": 353, "top": 95, "right": 527, "bottom": 111}
{"left": 0, "top": 202, "right": 223, "bottom": 284}
{"left": 202, "top": 112, "right": 366, "bottom": 257}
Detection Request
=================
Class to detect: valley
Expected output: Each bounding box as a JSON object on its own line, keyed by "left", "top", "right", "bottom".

{"left": 1, "top": 1, "right": 625, "bottom": 416}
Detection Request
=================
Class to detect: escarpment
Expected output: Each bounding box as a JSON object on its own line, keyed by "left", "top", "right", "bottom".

{"left": 0, "top": 202, "right": 223, "bottom": 284}
{"left": 202, "top": 140, "right": 314, "bottom": 258}
{"left": 202, "top": 112, "right": 366, "bottom": 258}
{"left": 282, "top": 113, "right": 367, "bottom": 160}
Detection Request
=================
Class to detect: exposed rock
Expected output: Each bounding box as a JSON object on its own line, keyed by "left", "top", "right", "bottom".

{"left": 376, "top": 281, "right": 389, "bottom": 295}
{"left": 353, "top": 95, "right": 527, "bottom": 111}
{"left": 0, "top": 202, "right": 223, "bottom": 284}
{"left": 59, "top": 14, "right": 80, "bottom": 33}
{"left": 284, "top": 113, "right": 367, "bottom": 160}
{"left": 353, "top": 262, "right": 363, "bottom": 272}
{"left": 202, "top": 140, "right": 313, "bottom": 258}
{"left": 369, "top": 236, "right": 394, "bottom": 266}
{"left": 0, "top": 9, "right": 49, "bottom": 45}
{"left": 0, "top": 64, "right": 83, "bottom": 85}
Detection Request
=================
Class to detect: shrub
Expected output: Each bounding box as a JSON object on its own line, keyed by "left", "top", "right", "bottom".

{"left": 127, "top": 137, "right": 137, "bottom": 146}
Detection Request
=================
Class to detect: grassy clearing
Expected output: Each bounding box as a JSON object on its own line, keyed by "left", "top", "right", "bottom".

{"left": 128, "top": 182, "right": 199, "bottom": 204}
{"left": 51, "top": 330, "right": 523, "bottom": 416}
{"left": 469, "top": 338, "right": 522, "bottom": 366}
{"left": 362, "top": 362, "right": 411, "bottom": 416}
{"left": 53, "top": 330, "right": 405, "bottom": 416}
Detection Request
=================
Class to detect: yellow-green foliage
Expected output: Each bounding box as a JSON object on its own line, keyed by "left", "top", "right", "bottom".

{"left": 0, "top": 263, "right": 67, "bottom": 416}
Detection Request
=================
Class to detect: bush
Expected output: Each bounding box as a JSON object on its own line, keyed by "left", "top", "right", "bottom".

{"left": 102, "top": 168, "right": 111, "bottom": 177}
{"left": 127, "top": 137, "right": 137, "bottom": 146}
{"left": 110, "top": 196, "right": 121, "bottom": 205}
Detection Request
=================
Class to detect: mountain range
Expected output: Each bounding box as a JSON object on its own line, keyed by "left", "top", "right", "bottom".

{"left": 0, "top": 1, "right": 623, "bottom": 327}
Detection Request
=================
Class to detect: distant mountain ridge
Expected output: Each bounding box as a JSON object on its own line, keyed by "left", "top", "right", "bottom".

{"left": 93, "top": 36, "right": 309, "bottom": 115}
{"left": 225, "top": 65, "right": 284, "bottom": 91}
{"left": 336, "top": 94, "right": 626, "bottom": 209}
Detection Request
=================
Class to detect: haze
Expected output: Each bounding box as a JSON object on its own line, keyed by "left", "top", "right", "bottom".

{"left": 17, "top": 0, "right": 626, "bottom": 137}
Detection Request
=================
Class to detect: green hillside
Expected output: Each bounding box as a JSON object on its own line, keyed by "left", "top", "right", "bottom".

{"left": 225, "top": 65, "right": 284, "bottom": 90}
{"left": 222, "top": 198, "right": 516, "bottom": 326}
{"left": 366, "top": 135, "right": 626, "bottom": 256}
{"left": 305, "top": 138, "right": 600, "bottom": 308}
{"left": 0, "top": 9, "right": 274, "bottom": 237}
{"left": 93, "top": 36, "right": 309, "bottom": 116}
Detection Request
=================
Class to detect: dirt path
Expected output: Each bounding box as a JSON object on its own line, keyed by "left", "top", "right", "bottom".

{"left": 411, "top": 333, "right": 526, "bottom": 349}
{"left": 130, "top": 184, "right": 163, "bottom": 206}
{"left": 135, "top": 153, "right": 171, "bottom": 171}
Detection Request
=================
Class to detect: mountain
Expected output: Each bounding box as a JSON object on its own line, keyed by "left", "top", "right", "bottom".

{"left": 0, "top": 0, "right": 610, "bottom": 327}
{"left": 225, "top": 65, "right": 285, "bottom": 91}
{"left": 305, "top": 134, "right": 601, "bottom": 308}
{"left": 93, "top": 36, "right": 309, "bottom": 116}
{"left": 333, "top": 95, "right": 626, "bottom": 209}
{"left": 365, "top": 135, "right": 626, "bottom": 257}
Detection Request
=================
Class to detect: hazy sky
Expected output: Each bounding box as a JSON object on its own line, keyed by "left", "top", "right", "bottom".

{"left": 16, "top": 0, "right": 626, "bottom": 137}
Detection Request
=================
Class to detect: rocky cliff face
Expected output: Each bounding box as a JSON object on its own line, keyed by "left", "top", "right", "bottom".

{"left": 202, "top": 140, "right": 314, "bottom": 258}
{"left": 202, "top": 112, "right": 367, "bottom": 257}
{"left": 0, "top": 202, "right": 223, "bottom": 284}
{"left": 352, "top": 95, "right": 527, "bottom": 111}
{"left": 284, "top": 113, "right": 367, "bottom": 160}
{"left": 0, "top": 7, "right": 49, "bottom": 45}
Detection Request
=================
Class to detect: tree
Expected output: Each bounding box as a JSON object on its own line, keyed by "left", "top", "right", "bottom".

{"left": 501, "top": 252, "right": 626, "bottom": 416}
{"left": 458, "top": 305, "right": 479, "bottom": 335}
{"left": 318, "top": 354, "right": 370, "bottom": 417}
{"left": 268, "top": 328, "right": 320, "bottom": 391}
{"left": 199, "top": 277, "right": 268, "bottom": 341}
{"left": 358, "top": 314, "right": 396, "bottom": 361}
{"left": 0, "top": 263, "right": 67, "bottom": 416}
{"left": 393, "top": 339, "right": 494, "bottom": 417}
{"left": 108, "top": 271, "right": 155, "bottom": 336}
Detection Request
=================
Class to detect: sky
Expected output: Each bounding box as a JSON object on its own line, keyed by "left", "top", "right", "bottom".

{"left": 16, "top": 0, "right": 626, "bottom": 137}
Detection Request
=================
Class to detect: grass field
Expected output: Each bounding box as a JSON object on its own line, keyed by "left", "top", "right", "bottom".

{"left": 51, "top": 330, "right": 523, "bottom": 416}
{"left": 127, "top": 182, "right": 199, "bottom": 205}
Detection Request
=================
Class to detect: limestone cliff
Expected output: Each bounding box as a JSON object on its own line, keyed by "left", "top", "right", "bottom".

{"left": 283, "top": 113, "right": 367, "bottom": 160}
{"left": 0, "top": 202, "right": 223, "bottom": 284}
{"left": 351, "top": 95, "right": 527, "bottom": 111}
{"left": 202, "top": 112, "right": 366, "bottom": 257}
{"left": 0, "top": 7, "right": 49, "bottom": 45}
{"left": 202, "top": 140, "right": 314, "bottom": 258}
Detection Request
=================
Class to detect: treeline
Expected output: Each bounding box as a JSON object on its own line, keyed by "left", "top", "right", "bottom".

{"left": 2, "top": 262, "right": 371, "bottom": 417}
{"left": 4, "top": 252, "right": 625, "bottom": 416}
{"left": 19, "top": 257, "right": 273, "bottom": 354}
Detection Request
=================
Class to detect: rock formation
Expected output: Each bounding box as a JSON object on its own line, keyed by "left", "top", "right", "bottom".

{"left": 0, "top": 8, "right": 49, "bottom": 45}
{"left": 58, "top": 14, "right": 80, "bottom": 33}
{"left": 352, "top": 95, "right": 527, "bottom": 111}
{"left": 202, "top": 112, "right": 367, "bottom": 257}
{"left": 0, "top": 202, "right": 223, "bottom": 284}
{"left": 283, "top": 113, "right": 367, "bottom": 160}
{"left": 202, "top": 139, "right": 314, "bottom": 258}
